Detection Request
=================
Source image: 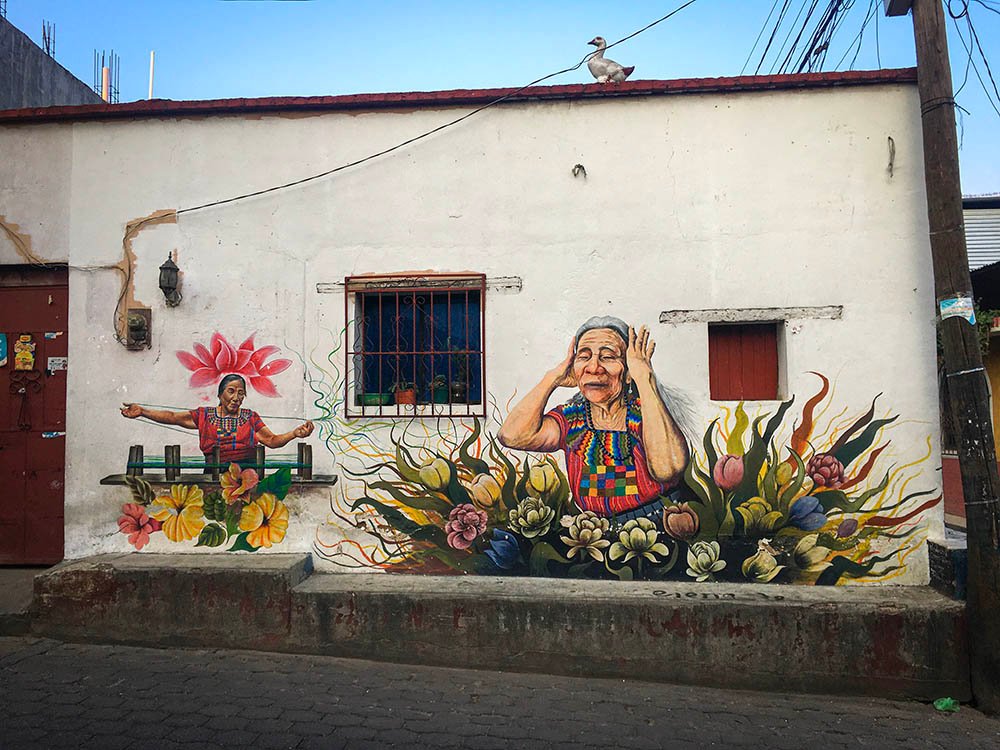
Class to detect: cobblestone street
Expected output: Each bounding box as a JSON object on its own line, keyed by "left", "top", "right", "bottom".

{"left": 1, "top": 636, "right": 998, "bottom": 749}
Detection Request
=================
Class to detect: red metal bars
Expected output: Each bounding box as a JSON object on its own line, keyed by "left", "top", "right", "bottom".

{"left": 344, "top": 273, "right": 486, "bottom": 419}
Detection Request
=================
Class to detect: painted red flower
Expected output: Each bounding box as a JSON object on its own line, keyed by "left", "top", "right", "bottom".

{"left": 117, "top": 502, "right": 162, "bottom": 550}
{"left": 175, "top": 332, "right": 292, "bottom": 397}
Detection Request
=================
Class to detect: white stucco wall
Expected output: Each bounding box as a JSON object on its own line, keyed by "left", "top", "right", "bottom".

{"left": 0, "top": 80, "right": 942, "bottom": 582}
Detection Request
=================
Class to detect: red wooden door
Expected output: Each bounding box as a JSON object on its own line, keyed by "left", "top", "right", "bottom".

{"left": 0, "top": 278, "right": 68, "bottom": 564}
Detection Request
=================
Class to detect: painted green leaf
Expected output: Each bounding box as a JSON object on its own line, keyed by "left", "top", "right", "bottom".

{"left": 814, "top": 550, "right": 898, "bottom": 585}
{"left": 394, "top": 443, "right": 423, "bottom": 484}
{"left": 443, "top": 461, "right": 473, "bottom": 506}
{"left": 546, "top": 455, "right": 571, "bottom": 517}
{"left": 761, "top": 397, "right": 795, "bottom": 447}
{"left": 228, "top": 531, "right": 258, "bottom": 553}
{"left": 760, "top": 444, "right": 779, "bottom": 504}
{"left": 779, "top": 449, "right": 807, "bottom": 513}
{"left": 813, "top": 490, "right": 850, "bottom": 513}
{"left": 528, "top": 541, "right": 570, "bottom": 576}
{"left": 224, "top": 507, "right": 242, "bottom": 537}
{"left": 833, "top": 417, "right": 898, "bottom": 469}
{"left": 257, "top": 467, "right": 292, "bottom": 500}
{"left": 733, "top": 416, "right": 768, "bottom": 505}
{"left": 195, "top": 523, "right": 227, "bottom": 548}
{"left": 646, "top": 541, "right": 680, "bottom": 578}
{"left": 368, "top": 480, "right": 452, "bottom": 515}
{"left": 202, "top": 491, "right": 227, "bottom": 522}
{"left": 124, "top": 475, "right": 155, "bottom": 506}
{"left": 488, "top": 440, "right": 519, "bottom": 513}
{"left": 458, "top": 418, "right": 491, "bottom": 475}
{"left": 515, "top": 457, "right": 530, "bottom": 501}
{"left": 350, "top": 494, "right": 448, "bottom": 548}
{"left": 703, "top": 419, "right": 721, "bottom": 481}
{"left": 726, "top": 403, "right": 749, "bottom": 455}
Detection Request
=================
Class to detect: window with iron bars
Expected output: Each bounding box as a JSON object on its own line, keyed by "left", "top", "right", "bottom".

{"left": 345, "top": 273, "right": 486, "bottom": 418}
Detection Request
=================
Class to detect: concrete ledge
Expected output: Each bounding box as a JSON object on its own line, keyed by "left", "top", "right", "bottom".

{"left": 289, "top": 575, "right": 970, "bottom": 702}
{"left": 31, "top": 553, "right": 312, "bottom": 650}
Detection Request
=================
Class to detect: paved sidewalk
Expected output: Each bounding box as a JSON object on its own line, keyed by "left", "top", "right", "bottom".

{"left": 1, "top": 636, "right": 997, "bottom": 750}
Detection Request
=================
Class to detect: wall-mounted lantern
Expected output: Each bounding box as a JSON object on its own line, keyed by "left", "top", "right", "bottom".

{"left": 158, "top": 255, "right": 182, "bottom": 307}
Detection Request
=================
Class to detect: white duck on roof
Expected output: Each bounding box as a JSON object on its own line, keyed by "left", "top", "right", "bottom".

{"left": 586, "top": 36, "right": 635, "bottom": 83}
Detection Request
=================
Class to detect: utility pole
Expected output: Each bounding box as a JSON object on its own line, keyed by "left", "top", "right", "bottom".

{"left": 884, "top": 0, "right": 1000, "bottom": 712}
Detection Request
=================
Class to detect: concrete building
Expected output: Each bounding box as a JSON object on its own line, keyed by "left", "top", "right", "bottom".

{"left": 0, "top": 16, "right": 101, "bottom": 109}
{"left": 0, "top": 68, "right": 946, "bottom": 587}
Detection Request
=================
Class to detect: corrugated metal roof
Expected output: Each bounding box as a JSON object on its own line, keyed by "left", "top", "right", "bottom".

{"left": 967, "top": 206, "right": 1000, "bottom": 270}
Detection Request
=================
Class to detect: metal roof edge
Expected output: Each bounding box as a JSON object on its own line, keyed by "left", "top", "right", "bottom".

{"left": 0, "top": 68, "right": 918, "bottom": 124}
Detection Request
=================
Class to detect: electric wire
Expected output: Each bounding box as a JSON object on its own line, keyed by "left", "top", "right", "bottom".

{"left": 741, "top": 0, "right": 784, "bottom": 75}
{"left": 109, "top": 1, "right": 701, "bottom": 341}
{"left": 171, "top": 0, "right": 699, "bottom": 220}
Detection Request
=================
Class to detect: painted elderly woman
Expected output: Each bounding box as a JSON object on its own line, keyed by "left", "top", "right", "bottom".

{"left": 499, "top": 316, "right": 689, "bottom": 522}
{"left": 120, "top": 373, "right": 314, "bottom": 467}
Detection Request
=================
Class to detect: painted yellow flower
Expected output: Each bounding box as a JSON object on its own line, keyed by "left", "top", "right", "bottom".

{"left": 149, "top": 484, "right": 205, "bottom": 542}
{"left": 238, "top": 492, "right": 289, "bottom": 549}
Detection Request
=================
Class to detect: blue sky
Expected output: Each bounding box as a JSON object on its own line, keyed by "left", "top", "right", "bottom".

{"left": 6, "top": 0, "right": 999, "bottom": 192}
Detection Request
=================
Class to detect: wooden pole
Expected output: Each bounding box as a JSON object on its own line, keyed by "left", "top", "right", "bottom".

{"left": 908, "top": 0, "right": 1000, "bottom": 712}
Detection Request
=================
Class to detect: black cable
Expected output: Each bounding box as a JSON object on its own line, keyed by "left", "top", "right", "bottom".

{"left": 755, "top": 0, "right": 794, "bottom": 74}
{"left": 741, "top": 0, "right": 784, "bottom": 75}
{"left": 171, "top": 0, "right": 700, "bottom": 219}
{"left": 950, "top": 12, "right": 1000, "bottom": 117}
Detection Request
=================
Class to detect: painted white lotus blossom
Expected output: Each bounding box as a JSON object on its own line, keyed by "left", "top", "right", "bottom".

{"left": 686, "top": 540, "right": 726, "bottom": 581}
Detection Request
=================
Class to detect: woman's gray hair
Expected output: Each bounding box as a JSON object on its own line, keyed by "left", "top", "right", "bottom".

{"left": 572, "top": 314, "right": 697, "bottom": 444}
{"left": 575, "top": 315, "right": 629, "bottom": 350}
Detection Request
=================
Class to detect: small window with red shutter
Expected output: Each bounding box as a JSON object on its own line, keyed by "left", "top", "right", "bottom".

{"left": 708, "top": 322, "right": 780, "bottom": 401}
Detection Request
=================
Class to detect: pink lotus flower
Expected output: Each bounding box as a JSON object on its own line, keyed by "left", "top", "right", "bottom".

{"left": 220, "top": 463, "right": 259, "bottom": 502}
{"left": 176, "top": 332, "right": 292, "bottom": 398}
{"left": 713, "top": 454, "right": 745, "bottom": 492}
{"left": 444, "top": 504, "right": 488, "bottom": 550}
{"left": 117, "top": 502, "right": 162, "bottom": 550}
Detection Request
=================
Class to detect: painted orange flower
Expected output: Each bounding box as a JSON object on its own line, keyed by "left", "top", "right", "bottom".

{"left": 238, "top": 492, "right": 289, "bottom": 549}
{"left": 220, "top": 463, "right": 259, "bottom": 502}
{"left": 149, "top": 485, "right": 206, "bottom": 542}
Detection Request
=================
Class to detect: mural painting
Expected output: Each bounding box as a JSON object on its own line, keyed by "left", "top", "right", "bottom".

{"left": 115, "top": 333, "right": 313, "bottom": 551}
{"left": 314, "top": 316, "right": 939, "bottom": 585}
{"left": 109, "top": 318, "right": 939, "bottom": 582}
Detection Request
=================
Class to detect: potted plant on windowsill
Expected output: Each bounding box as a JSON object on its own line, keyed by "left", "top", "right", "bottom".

{"left": 359, "top": 391, "right": 393, "bottom": 406}
{"left": 429, "top": 375, "right": 449, "bottom": 404}
{"left": 391, "top": 380, "right": 417, "bottom": 405}
{"left": 450, "top": 349, "right": 470, "bottom": 404}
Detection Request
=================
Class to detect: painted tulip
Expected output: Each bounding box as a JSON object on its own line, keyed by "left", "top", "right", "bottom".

{"left": 661, "top": 503, "right": 700, "bottom": 541}
{"left": 807, "top": 453, "right": 845, "bottom": 489}
{"left": 485, "top": 528, "right": 521, "bottom": 570}
{"left": 788, "top": 495, "right": 829, "bottom": 531}
{"left": 836, "top": 518, "right": 859, "bottom": 538}
{"left": 560, "top": 511, "right": 612, "bottom": 562}
{"left": 742, "top": 546, "right": 785, "bottom": 583}
{"left": 418, "top": 457, "right": 451, "bottom": 491}
{"left": 713, "top": 454, "right": 745, "bottom": 492}
{"left": 469, "top": 473, "right": 502, "bottom": 509}
{"left": 775, "top": 462, "right": 794, "bottom": 486}
{"left": 526, "top": 461, "right": 560, "bottom": 498}
{"left": 793, "top": 534, "right": 832, "bottom": 572}
{"left": 508, "top": 497, "right": 556, "bottom": 539}
{"left": 444, "top": 504, "right": 488, "bottom": 550}
{"left": 686, "top": 540, "right": 726, "bottom": 581}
